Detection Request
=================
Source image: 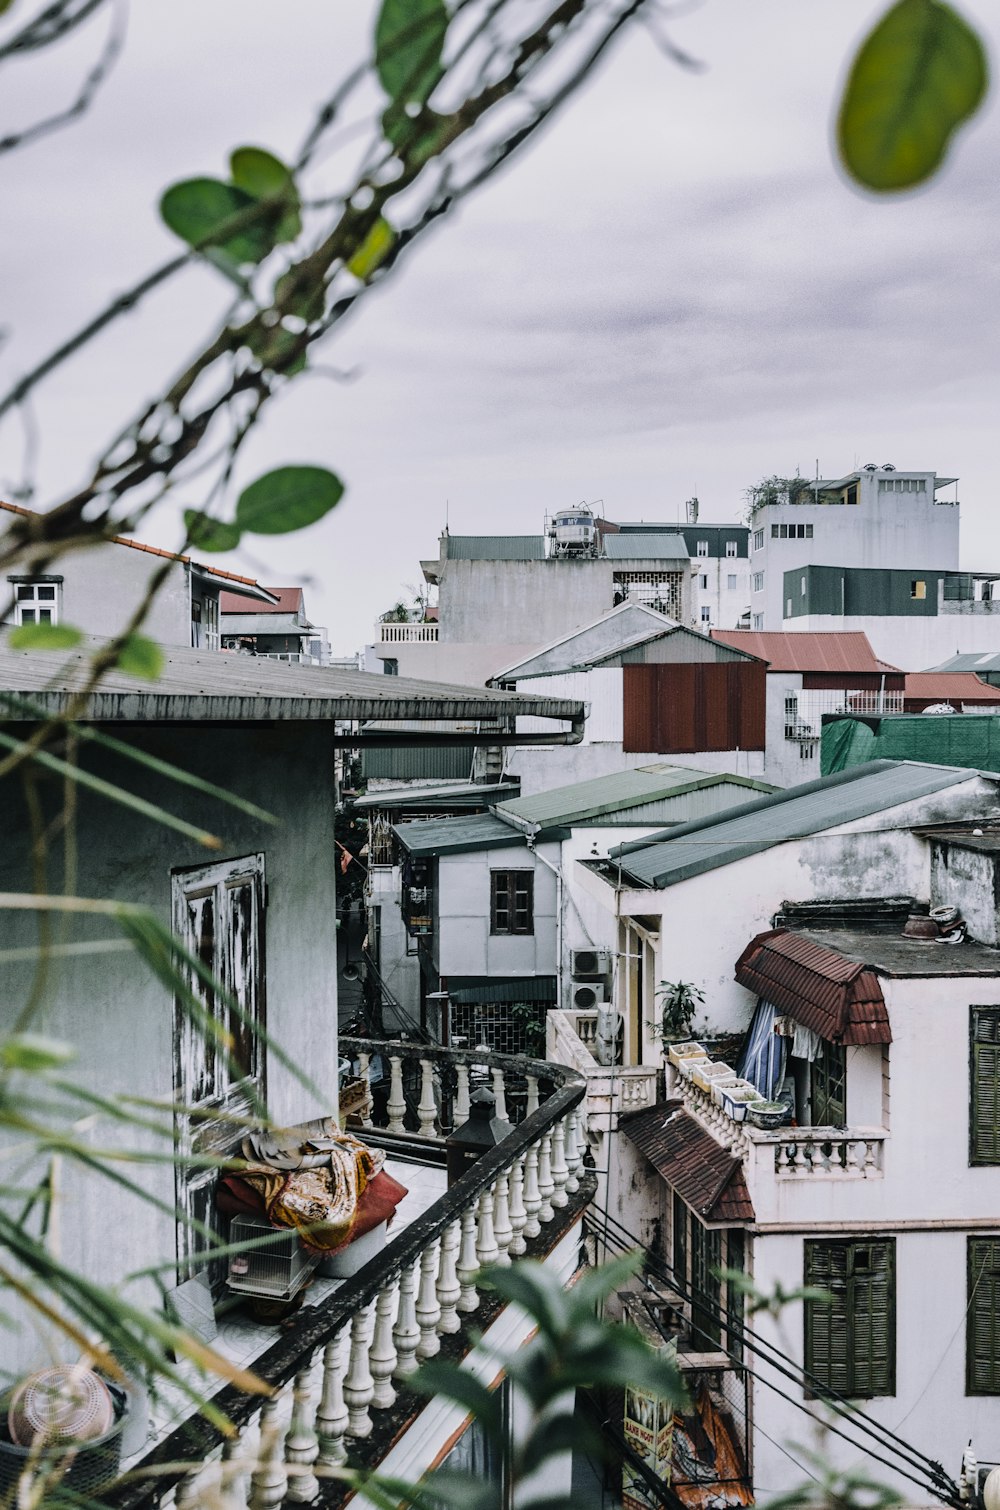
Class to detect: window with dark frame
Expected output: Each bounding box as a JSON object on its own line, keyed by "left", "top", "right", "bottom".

{"left": 490, "top": 870, "right": 534, "bottom": 935}
{"left": 10, "top": 578, "right": 61, "bottom": 626}
{"left": 671, "top": 1192, "right": 744, "bottom": 1357}
{"left": 804, "top": 1238, "right": 895, "bottom": 1398}
{"left": 810, "top": 1041, "right": 847, "bottom": 1127}
{"left": 967, "top": 1237, "right": 1000, "bottom": 1394}
{"left": 970, "top": 1007, "right": 1000, "bottom": 1164}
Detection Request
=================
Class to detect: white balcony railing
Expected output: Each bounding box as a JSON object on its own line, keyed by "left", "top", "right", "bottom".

{"left": 377, "top": 622, "right": 439, "bottom": 643}
{"left": 105, "top": 1039, "right": 588, "bottom": 1510}
{"left": 546, "top": 1008, "right": 659, "bottom": 1133}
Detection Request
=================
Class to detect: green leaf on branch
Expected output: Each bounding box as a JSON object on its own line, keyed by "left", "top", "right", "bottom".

{"left": 8, "top": 621, "right": 82, "bottom": 651}
{"left": 230, "top": 146, "right": 302, "bottom": 243}
{"left": 116, "top": 634, "right": 164, "bottom": 681}
{"left": 347, "top": 218, "right": 396, "bottom": 281}
{"left": 0, "top": 1034, "right": 76, "bottom": 1072}
{"left": 837, "top": 0, "right": 988, "bottom": 191}
{"left": 184, "top": 510, "right": 242, "bottom": 554}
{"left": 160, "top": 178, "right": 267, "bottom": 264}
{"left": 375, "top": 0, "right": 447, "bottom": 107}
{"left": 274, "top": 268, "right": 326, "bottom": 324}
{"left": 235, "top": 465, "right": 344, "bottom": 535}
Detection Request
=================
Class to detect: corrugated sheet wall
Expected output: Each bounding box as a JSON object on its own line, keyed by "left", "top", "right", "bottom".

{"left": 360, "top": 745, "right": 476, "bottom": 781}
{"left": 622, "top": 663, "right": 766, "bottom": 754}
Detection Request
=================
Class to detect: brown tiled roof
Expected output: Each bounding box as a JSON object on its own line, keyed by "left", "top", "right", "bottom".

{"left": 735, "top": 928, "right": 891, "bottom": 1045}
{"left": 0, "top": 499, "right": 269, "bottom": 591}
{"left": 903, "top": 672, "right": 1000, "bottom": 705}
{"left": 620, "top": 1102, "right": 755, "bottom": 1223}
{"left": 220, "top": 587, "right": 304, "bottom": 614}
{"left": 711, "top": 629, "right": 894, "bottom": 675}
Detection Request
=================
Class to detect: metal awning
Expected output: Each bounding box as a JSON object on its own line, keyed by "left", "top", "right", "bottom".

{"left": 735, "top": 928, "right": 891, "bottom": 1045}
{"left": 447, "top": 977, "right": 557, "bottom": 1006}
{"left": 620, "top": 1102, "right": 754, "bottom": 1223}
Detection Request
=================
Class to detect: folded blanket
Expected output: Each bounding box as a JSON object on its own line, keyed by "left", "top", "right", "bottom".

{"left": 217, "top": 1166, "right": 408, "bottom": 1255}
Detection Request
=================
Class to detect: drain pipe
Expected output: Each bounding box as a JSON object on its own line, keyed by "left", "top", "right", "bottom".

{"left": 527, "top": 836, "right": 565, "bottom": 1011}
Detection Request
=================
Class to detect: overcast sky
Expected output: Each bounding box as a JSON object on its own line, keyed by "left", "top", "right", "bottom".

{"left": 1, "top": 0, "right": 998, "bottom": 653}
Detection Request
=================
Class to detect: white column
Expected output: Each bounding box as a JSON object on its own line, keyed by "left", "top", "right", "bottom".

{"left": 417, "top": 1058, "right": 438, "bottom": 1137}
{"left": 491, "top": 1067, "right": 508, "bottom": 1124}
{"left": 284, "top": 1365, "right": 320, "bottom": 1504}
{"left": 550, "top": 1119, "right": 569, "bottom": 1208}
{"left": 249, "top": 1393, "right": 287, "bottom": 1510}
{"left": 492, "top": 1172, "right": 513, "bottom": 1266}
{"left": 437, "top": 1220, "right": 462, "bottom": 1333}
{"left": 387, "top": 1055, "right": 406, "bottom": 1134}
{"left": 522, "top": 1144, "right": 542, "bottom": 1239}
{"left": 393, "top": 1261, "right": 421, "bottom": 1380}
{"left": 508, "top": 1155, "right": 527, "bottom": 1256}
{"left": 416, "top": 1240, "right": 443, "bottom": 1359}
{"left": 455, "top": 1063, "right": 471, "bottom": 1124}
{"left": 537, "top": 1130, "right": 555, "bottom": 1223}
{"left": 370, "top": 1283, "right": 399, "bottom": 1410}
{"left": 526, "top": 1075, "right": 540, "bottom": 1117}
{"left": 343, "top": 1306, "right": 375, "bottom": 1439}
{"left": 457, "top": 1205, "right": 480, "bottom": 1313}
{"left": 316, "top": 1330, "right": 349, "bottom": 1467}
{"left": 475, "top": 1185, "right": 500, "bottom": 1268}
{"left": 564, "top": 1108, "right": 582, "bottom": 1194}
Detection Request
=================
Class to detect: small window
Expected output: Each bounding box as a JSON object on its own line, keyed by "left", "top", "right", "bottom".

{"left": 10, "top": 578, "right": 62, "bottom": 626}
{"left": 700, "top": 606, "right": 711, "bottom": 624}
{"left": 752, "top": 572, "right": 764, "bottom": 593}
{"left": 696, "top": 540, "right": 709, "bottom": 557}
{"left": 968, "top": 1238, "right": 1000, "bottom": 1393}
{"left": 382, "top": 658, "right": 399, "bottom": 675}
{"left": 804, "top": 1238, "right": 895, "bottom": 1398}
{"left": 754, "top": 529, "right": 765, "bottom": 551}
{"left": 752, "top": 614, "right": 764, "bottom": 629}
{"left": 727, "top": 574, "right": 737, "bottom": 590}
{"left": 911, "top": 579, "right": 927, "bottom": 600}
{"left": 490, "top": 870, "right": 534, "bottom": 935}
{"left": 771, "top": 524, "right": 779, "bottom": 539}
{"left": 786, "top": 599, "right": 792, "bottom": 616}
{"left": 806, "top": 523, "right": 814, "bottom": 538}
{"left": 699, "top": 574, "right": 708, "bottom": 590}
{"left": 726, "top": 540, "right": 738, "bottom": 557}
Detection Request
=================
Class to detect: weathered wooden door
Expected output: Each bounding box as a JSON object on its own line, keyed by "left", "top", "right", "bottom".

{"left": 171, "top": 853, "right": 266, "bottom": 1286}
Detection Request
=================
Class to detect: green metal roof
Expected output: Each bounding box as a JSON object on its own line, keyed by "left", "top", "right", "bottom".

{"left": 353, "top": 781, "right": 519, "bottom": 812}
{"left": 601, "top": 532, "right": 689, "bottom": 560}
{"left": 607, "top": 760, "right": 985, "bottom": 889}
{"left": 445, "top": 536, "right": 546, "bottom": 560}
{"left": 393, "top": 812, "right": 528, "bottom": 857}
{"left": 494, "top": 764, "right": 777, "bottom": 832}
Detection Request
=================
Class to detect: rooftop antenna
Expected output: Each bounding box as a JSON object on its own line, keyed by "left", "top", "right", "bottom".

{"left": 816, "top": 459, "right": 819, "bottom": 481}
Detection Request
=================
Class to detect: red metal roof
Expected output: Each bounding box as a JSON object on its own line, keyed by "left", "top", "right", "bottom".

{"left": 903, "top": 673, "right": 1000, "bottom": 705}
{"left": 220, "top": 586, "right": 305, "bottom": 614}
{"left": 711, "top": 629, "right": 891, "bottom": 675}
{"left": 735, "top": 928, "right": 891, "bottom": 1045}
{"left": 620, "top": 1102, "right": 755, "bottom": 1223}
{"left": 0, "top": 499, "right": 269, "bottom": 591}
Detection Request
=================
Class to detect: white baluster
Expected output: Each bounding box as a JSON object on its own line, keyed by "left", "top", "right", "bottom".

{"left": 369, "top": 1282, "right": 398, "bottom": 1410}
{"left": 416, "top": 1240, "right": 442, "bottom": 1358}
{"left": 437, "top": 1220, "right": 462, "bottom": 1333}
{"left": 417, "top": 1059, "right": 438, "bottom": 1137}
{"left": 249, "top": 1393, "right": 287, "bottom": 1510}
{"left": 508, "top": 1155, "right": 527, "bottom": 1256}
{"left": 343, "top": 1306, "right": 375, "bottom": 1439}
{"left": 491, "top": 1067, "right": 508, "bottom": 1124}
{"left": 564, "top": 1109, "right": 582, "bottom": 1194}
{"left": 537, "top": 1130, "right": 555, "bottom": 1223}
{"left": 393, "top": 1261, "right": 421, "bottom": 1380}
{"left": 550, "top": 1119, "right": 569, "bottom": 1208}
{"left": 522, "top": 1144, "right": 542, "bottom": 1239}
{"left": 285, "top": 1365, "right": 320, "bottom": 1503}
{"left": 175, "top": 1471, "right": 202, "bottom": 1510}
{"left": 863, "top": 1137, "right": 880, "bottom": 1176}
{"left": 476, "top": 1185, "right": 500, "bottom": 1268}
{"left": 526, "top": 1075, "right": 540, "bottom": 1117}
{"left": 220, "top": 1434, "right": 248, "bottom": 1508}
{"left": 455, "top": 1063, "right": 471, "bottom": 1125}
{"left": 357, "top": 1052, "right": 375, "bottom": 1128}
{"left": 387, "top": 1056, "right": 407, "bottom": 1134}
{"left": 492, "top": 1172, "right": 513, "bottom": 1266}
{"left": 316, "top": 1330, "right": 349, "bottom": 1467}
{"left": 457, "top": 1205, "right": 480, "bottom": 1313}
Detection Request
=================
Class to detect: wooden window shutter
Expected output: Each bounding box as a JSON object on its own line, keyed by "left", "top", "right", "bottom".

{"left": 971, "top": 1008, "right": 1000, "bottom": 1165}
{"left": 805, "top": 1239, "right": 895, "bottom": 1398}
{"left": 805, "top": 1241, "right": 851, "bottom": 1396}
{"left": 968, "top": 1238, "right": 1000, "bottom": 1394}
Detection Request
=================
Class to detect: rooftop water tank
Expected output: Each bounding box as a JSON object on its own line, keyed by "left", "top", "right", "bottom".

{"left": 550, "top": 504, "right": 596, "bottom": 555}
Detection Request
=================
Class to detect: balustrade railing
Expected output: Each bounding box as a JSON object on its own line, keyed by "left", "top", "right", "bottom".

{"left": 107, "top": 1039, "right": 587, "bottom": 1510}
{"left": 545, "top": 1008, "right": 659, "bottom": 1134}
{"left": 377, "top": 623, "right": 439, "bottom": 643}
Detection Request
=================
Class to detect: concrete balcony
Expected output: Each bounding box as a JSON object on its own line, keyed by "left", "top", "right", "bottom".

{"left": 105, "top": 1040, "right": 590, "bottom": 1510}
{"left": 546, "top": 1007, "right": 659, "bottom": 1135}
{"left": 377, "top": 622, "right": 439, "bottom": 643}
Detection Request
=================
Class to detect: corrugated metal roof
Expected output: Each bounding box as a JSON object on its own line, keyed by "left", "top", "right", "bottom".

{"left": 601, "top": 532, "right": 689, "bottom": 560}
{"left": 931, "top": 652, "right": 1000, "bottom": 674}
{"left": 359, "top": 747, "right": 476, "bottom": 782}
{"left": 448, "top": 977, "right": 556, "bottom": 1005}
{"left": 393, "top": 812, "right": 527, "bottom": 856}
{"left": 221, "top": 587, "right": 306, "bottom": 615}
{"left": 352, "top": 781, "right": 519, "bottom": 812}
{"left": 905, "top": 673, "right": 1000, "bottom": 702}
{"left": 711, "top": 630, "right": 891, "bottom": 674}
{"left": 620, "top": 1102, "right": 755, "bottom": 1222}
{"left": 0, "top": 634, "right": 585, "bottom": 725}
{"left": 609, "top": 760, "right": 980, "bottom": 889}
{"left": 445, "top": 535, "right": 546, "bottom": 560}
{"left": 494, "top": 764, "right": 776, "bottom": 831}
{"left": 735, "top": 929, "right": 890, "bottom": 1045}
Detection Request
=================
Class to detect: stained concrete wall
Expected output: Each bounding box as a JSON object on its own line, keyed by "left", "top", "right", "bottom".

{"left": 6, "top": 541, "right": 197, "bottom": 646}
{"left": 0, "top": 720, "right": 339, "bottom": 1374}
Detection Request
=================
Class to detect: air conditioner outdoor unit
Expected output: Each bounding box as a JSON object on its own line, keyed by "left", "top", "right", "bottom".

{"left": 595, "top": 1003, "right": 623, "bottom": 1067}
{"left": 572, "top": 982, "right": 606, "bottom": 1012}
{"left": 571, "top": 947, "right": 611, "bottom": 980}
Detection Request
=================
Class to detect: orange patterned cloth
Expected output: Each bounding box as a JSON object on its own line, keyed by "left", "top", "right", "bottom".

{"left": 238, "top": 1122, "right": 385, "bottom": 1253}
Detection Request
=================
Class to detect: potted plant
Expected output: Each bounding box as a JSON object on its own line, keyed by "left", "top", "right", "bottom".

{"left": 654, "top": 980, "right": 706, "bottom": 1095}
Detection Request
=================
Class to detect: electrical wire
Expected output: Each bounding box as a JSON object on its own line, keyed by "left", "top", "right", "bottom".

{"left": 587, "top": 1209, "right": 961, "bottom": 1505}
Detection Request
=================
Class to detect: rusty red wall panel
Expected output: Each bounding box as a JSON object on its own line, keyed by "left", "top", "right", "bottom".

{"left": 623, "top": 663, "right": 765, "bottom": 754}
{"left": 800, "top": 672, "right": 904, "bottom": 691}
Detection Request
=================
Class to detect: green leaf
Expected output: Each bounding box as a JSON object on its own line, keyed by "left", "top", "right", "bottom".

{"left": 160, "top": 177, "right": 273, "bottom": 265}
{"left": 347, "top": 217, "right": 396, "bottom": 281}
{"left": 230, "top": 146, "right": 301, "bottom": 243}
{"left": 0, "top": 1034, "right": 77, "bottom": 1072}
{"left": 116, "top": 633, "right": 164, "bottom": 681}
{"left": 0, "top": 0, "right": 17, "bottom": 14}
{"left": 837, "top": 0, "right": 989, "bottom": 191}
{"left": 375, "top": 0, "right": 447, "bottom": 106}
{"left": 480, "top": 1260, "right": 570, "bottom": 1341}
{"left": 7, "top": 621, "right": 82, "bottom": 651}
{"left": 410, "top": 1361, "right": 503, "bottom": 1441}
{"left": 235, "top": 465, "right": 344, "bottom": 536}
{"left": 184, "top": 509, "right": 242, "bottom": 553}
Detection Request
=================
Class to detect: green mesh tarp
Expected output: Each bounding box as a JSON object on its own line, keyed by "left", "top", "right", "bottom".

{"left": 822, "top": 715, "right": 1000, "bottom": 776}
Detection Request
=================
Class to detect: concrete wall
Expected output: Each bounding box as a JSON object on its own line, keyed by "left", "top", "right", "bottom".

{"left": 690, "top": 553, "right": 751, "bottom": 632}
{"left": 433, "top": 840, "right": 559, "bottom": 980}
{"left": 0, "top": 721, "right": 340, "bottom": 1374}
{"left": 372, "top": 640, "right": 535, "bottom": 685}
{"left": 931, "top": 839, "right": 1000, "bottom": 946}
{"left": 8, "top": 541, "right": 196, "bottom": 646}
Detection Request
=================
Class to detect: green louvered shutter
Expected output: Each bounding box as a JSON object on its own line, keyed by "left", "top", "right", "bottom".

{"left": 971, "top": 1008, "right": 1000, "bottom": 1165}
{"left": 805, "top": 1240, "right": 894, "bottom": 1398}
{"left": 967, "top": 1238, "right": 1000, "bottom": 1394}
{"left": 805, "top": 1241, "right": 850, "bottom": 1395}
